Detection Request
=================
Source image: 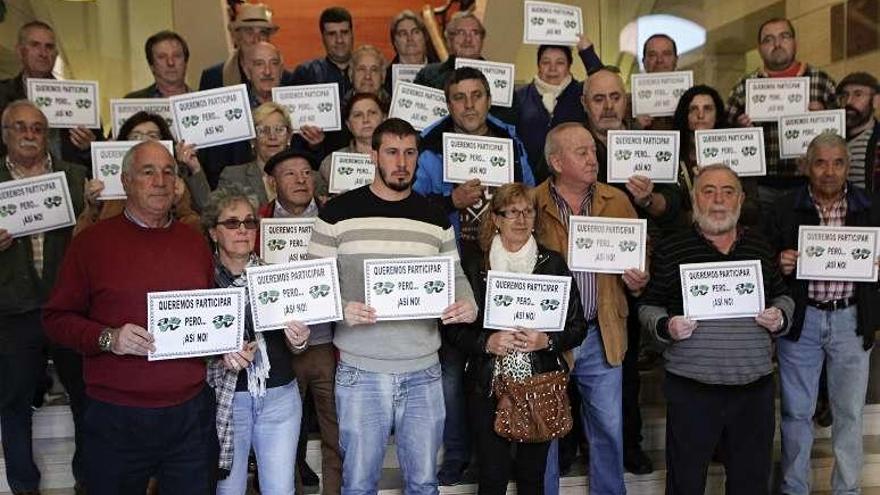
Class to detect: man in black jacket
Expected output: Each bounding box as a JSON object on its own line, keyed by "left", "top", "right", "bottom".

{"left": 838, "top": 72, "right": 880, "bottom": 191}
{"left": 767, "top": 132, "right": 880, "bottom": 495}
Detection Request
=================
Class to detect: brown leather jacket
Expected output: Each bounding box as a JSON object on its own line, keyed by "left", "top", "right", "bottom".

{"left": 534, "top": 179, "right": 640, "bottom": 366}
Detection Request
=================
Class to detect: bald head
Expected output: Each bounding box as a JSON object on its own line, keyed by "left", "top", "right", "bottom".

{"left": 582, "top": 68, "right": 626, "bottom": 137}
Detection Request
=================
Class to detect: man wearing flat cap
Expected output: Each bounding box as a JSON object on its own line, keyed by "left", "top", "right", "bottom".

{"left": 837, "top": 72, "right": 880, "bottom": 191}
{"left": 199, "top": 2, "right": 280, "bottom": 90}
{"left": 258, "top": 149, "right": 344, "bottom": 494}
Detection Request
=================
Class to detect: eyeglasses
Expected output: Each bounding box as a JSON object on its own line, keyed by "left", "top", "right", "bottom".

{"left": 495, "top": 208, "right": 536, "bottom": 220}
{"left": 256, "top": 124, "right": 289, "bottom": 137}
{"left": 128, "top": 130, "right": 162, "bottom": 141}
{"left": 760, "top": 32, "right": 794, "bottom": 45}
{"left": 216, "top": 218, "right": 259, "bottom": 230}
{"left": 2, "top": 122, "right": 47, "bottom": 135}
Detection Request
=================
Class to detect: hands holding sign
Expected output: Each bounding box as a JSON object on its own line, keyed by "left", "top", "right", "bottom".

{"left": 109, "top": 323, "right": 156, "bottom": 356}
{"left": 344, "top": 300, "right": 477, "bottom": 326}
{"left": 486, "top": 328, "right": 550, "bottom": 356}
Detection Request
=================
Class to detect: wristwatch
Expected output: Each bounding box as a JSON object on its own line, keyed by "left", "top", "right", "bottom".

{"left": 639, "top": 193, "right": 654, "bottom": 209}
{"left": 98, "top": 328, "right": 114, "bottom": 352}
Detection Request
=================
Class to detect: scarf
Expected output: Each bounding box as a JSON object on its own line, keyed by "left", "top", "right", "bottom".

{"left": 533, "top": 74, "right": 572, "bottom": 115}
{"left": 207, "top": 252, "right": 270, "bottom": 477}
{"left": 489, "top": 234, "right": 539, "bottom": 383}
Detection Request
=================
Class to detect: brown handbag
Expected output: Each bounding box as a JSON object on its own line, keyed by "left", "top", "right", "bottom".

{"left": 492, "top": 369, "right": 573, "bottom": 443}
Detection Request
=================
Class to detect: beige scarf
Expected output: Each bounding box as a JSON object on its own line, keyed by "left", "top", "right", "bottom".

{"left": 533, "top": 75, "right": 572, "bottom": 114}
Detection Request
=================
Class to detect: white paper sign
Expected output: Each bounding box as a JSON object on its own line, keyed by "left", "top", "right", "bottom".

{"left": 778, "top": 109, "right": 846, "bottom": 159}
{"left": 260, "top": 218, "right": 315, "bottom": 264}
{"left": 694, "top": 128, "right": 767, "bottom": 177}
{"left": 389, "top": 82, "right": 449, "bottom": 131}
{"left": 631, "top": 71, "right": 694, "bottom": 117}
{"left": 272, "top": 83, "right": 341, "bottom": 131}
{"left": 797, "top": 226, "right": 880, "bottom": 282}
{"left": 27, "top": 78, "right": 100, "bottom": 128}
{"left": 90, "top": 140, "right": 173, "bottom": 201}
{"left": 147, "top": 288, "right": 246, "bottom": 361}
{"left": 247, "top": 259, "right": 344, "bottom": 331}
{"left": 567, "top": 216, "right": 647, "bottom": 273}
{"left": 523, "top": 1, "right": 583, "bottom": 45}
{"left": 744, "top": 77, "right": 809, "bottom": 122}
{"left": 392, "top": 64, "right": 424, "bottom": 90}
{"left": 169, "top": 84, "right": 255, "bottom": 148}
{"left": 0, "top": 172, "right": 75, "bottom": 237}
{"left": 680, "top": 260, "right": 765, "bottom": 320}
{"left": 483, "top": 271, "right": 571, "bottom": 331}
{"left": 364, "top": 256, "right": 454, "bottom": 321}
{"left": 110, "top": 98, "right": 174, "bottom": 139}
{"left": 454, "top": 58, "right": 515, "bottom": 107}
{"left": 443, "top": 134, "right": 514, "bottom": 186}
{"left": 606, "top": 130, "right": 679, "bottom": 183}
{"left": 328, "top": 152, "right": 374, "bottom": 194}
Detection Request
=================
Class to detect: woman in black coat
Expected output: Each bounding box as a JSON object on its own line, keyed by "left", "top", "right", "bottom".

{"left": 446, "top": 183, "right": 586, "bottom": 495}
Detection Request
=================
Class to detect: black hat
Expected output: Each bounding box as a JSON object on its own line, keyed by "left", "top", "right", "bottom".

{"left": 263, "top": 149, "right": 318, "bottom": 175}
{"left": 837, "top": 72, "right": 879, "bottom": 94}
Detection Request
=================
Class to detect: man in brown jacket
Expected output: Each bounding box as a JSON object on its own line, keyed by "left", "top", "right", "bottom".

{"left": 535, "top": 122, "right": 648, "bottom": 494}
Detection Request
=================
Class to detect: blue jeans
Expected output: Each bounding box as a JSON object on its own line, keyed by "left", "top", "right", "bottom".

{"left": 572, "top": 324, "right": 625, "bottom": 495}
{"left": 216, "top": 380, "right": 302, "bottom": 495}
{"left": 335, "top": 362, "right": 445, "bottom": 495}
{"left": 439, "top": 340, "right": 470, "bottom": 467}
{"left": 779, "top": 305, "right": 870, "bottom": 495}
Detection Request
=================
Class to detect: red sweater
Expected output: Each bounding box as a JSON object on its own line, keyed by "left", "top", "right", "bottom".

{"left": 43, "top": 215, "right": 214, "bottom": 407}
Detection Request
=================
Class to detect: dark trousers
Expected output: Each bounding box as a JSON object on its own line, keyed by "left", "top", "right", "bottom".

{"left": 468, "top": 390, "right": 550, "bottom": 495}
{"left": 292, "top": 343, "right": 342, "bottom": 495}
{"left": 0, "top": 311, "right": 47, "bottom": 493}
{"left": 622, "top": 303, "right": 643, "bottom": 452}
{"left": 664, "top": 372, "right": 775, "bottom": 495}
{"left": 83, "top": 385, "right": 219, "bottom": 495}
{"left": 50, "top": 343, "right": 86, "bottom": 484}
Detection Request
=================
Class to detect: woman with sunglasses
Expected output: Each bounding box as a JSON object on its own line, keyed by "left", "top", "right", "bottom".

{"left": 180, "top": 102, "right": 293, "bottom": 211}
{"left": 203, "top": 184, "right": 309, "bottom": 495}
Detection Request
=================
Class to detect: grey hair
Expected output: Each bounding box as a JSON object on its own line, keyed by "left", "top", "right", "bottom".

{"left": 805, "top": 132, "right": 850, "bottom": 167}
{"left": 444, "top": 11, "right": 485, "bottom": 42}
{"left": 201, "top": 183, "right": 259, "bottom": 233}
{"left": 690, "top": 163, "right": 743, "bottom": 203}
{"left": 120, "top": 140, "right": 177, "bottom": 177}
{"left": 543, "top": 122, "right": 589, "bottom": 174}
{"left": 1, "top": 99, "right": 47, "bottom": 128}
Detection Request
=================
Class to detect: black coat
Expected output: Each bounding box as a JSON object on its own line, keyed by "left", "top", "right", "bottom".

{"left": 765, "top": 183, "right": 880, "bottom": 349}
{"left": 445, "top": 245, "right": 587, "bottom": 395}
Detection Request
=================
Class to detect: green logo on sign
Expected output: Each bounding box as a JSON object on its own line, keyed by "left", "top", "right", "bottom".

{"left": 805, "top": 245, "right": 825, "bottom": 257}
{"left": 655, "top": 151, "right": 672, "bottom": 162}
{"left": 493, "top": 294, "right": 513, "bottom": 307}
{"left": 735, "top": 282, "right": 755, "bottom": 295}
{"left": 100, "top": 163, "right": 120, "bottom": 176}
{"left": 0, "top": 204, "right": 17, "bottom": 217}
{"left": 689, "top": 285, "right": 709, "bottom": 297}
{"left": 75, "top": 98, "right": 92, "bottom": 109}
{"left": 489, "top": 156, "right": 506, "bottom": 167}
{"left": 182, "top": 115, "right": 200, "bottom": 128}
{"left": 372, "top": 282, "right": 394, "bottom": 295}
{"left": 575, "top": 237, "right": 593, "bottom": 249}
{"left": 267, "top": 239, "right": 287, "bottom": 251}
{"left": 424, "top": 280, "right": 445, "bottom": 294}
{"left": 309, "top": 284, "right": 330, "bottom": 298}
{"left": 224, "top": 108, "right": 243, "bottom": 121}
{"left": 618, "top": 240, "right": 637, "bottom": 252}
{"left": 43, "top": 196, "right": 62, "bottom": 208}
{"left": 614, "top": 150, "right": 632, "bottom": 160}
{"left": 157, "top": 317, "right": 182, "bottom": 332}
{"left": 257, "top": 290, "right": 280, "bottom": 304}
{"left": 540, "top": 299, "right": 560, "bottom": 311}
{"left": 851, "top": 248, "right": 871, "bottom": 260}
{"left": 212, "top": 314, "right": 235, "bottom": 328}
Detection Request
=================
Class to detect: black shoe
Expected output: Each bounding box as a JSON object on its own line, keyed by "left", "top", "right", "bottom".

{"left": 299, "top": 459, "right": 320, "bottom": 486}
{"left": 624, "top": 447, "right": 653, "bottom": 475}
{"left": 814, "top": 400, "right": 833, "bottom": 428}
{"left": 437, "top": 460, "right": 468, "bottom": 486}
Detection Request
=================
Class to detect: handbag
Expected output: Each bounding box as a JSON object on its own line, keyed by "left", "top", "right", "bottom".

{"left": 492, "top": 367, "right": 573, "bottom": 443}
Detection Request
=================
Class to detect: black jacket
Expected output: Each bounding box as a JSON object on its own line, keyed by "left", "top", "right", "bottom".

{"left": 445, "top": 245, "right": 587, "bottom": 395}
{"left": 765, "top": 183, "right": 880, "bottom": 349}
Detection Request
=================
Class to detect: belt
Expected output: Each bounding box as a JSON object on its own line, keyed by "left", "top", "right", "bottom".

{"left": 806, "top": 296, "right": 856, "bottom": 311}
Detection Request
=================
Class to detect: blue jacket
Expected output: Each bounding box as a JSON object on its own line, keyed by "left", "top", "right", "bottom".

{"left": 414, "top": 114, "right": 534, "bottom": 243}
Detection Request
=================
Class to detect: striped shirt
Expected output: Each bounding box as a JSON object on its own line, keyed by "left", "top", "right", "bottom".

{"left": 807, "top": 187, "right": 854, "bottom": 301}
{"left": 638, "top": 225, "right": 794, "bottom": 385}
{"left": 847, "top": 123, "right": 875, "bottom": 188}
{"left": 548, "top": 180, "right": 598, "bottom": 321}
{"left": 6, "top": 155, "right": 51, "bottom": 276}
{"left": 307, "top": 186, "right": 476, "bottom": 373}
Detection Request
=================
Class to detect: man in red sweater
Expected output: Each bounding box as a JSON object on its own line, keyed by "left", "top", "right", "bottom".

{"left": 43, "top": 140, "right": 218, "bottom": 494}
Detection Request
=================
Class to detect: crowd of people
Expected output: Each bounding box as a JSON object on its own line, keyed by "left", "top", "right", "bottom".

{"left": 0, "top": 3, "right": 878, "bottom": 495}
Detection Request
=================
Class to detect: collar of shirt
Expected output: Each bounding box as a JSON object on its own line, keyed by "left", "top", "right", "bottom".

{"left": 692, "top": 223, "right": 744, "bottom": 253}
{"left": 549, "top": 178, "right": 593, "bottom": 217}
{"left": 5, "top": 154, "right": 52, "bottom": 179}
{"left": 808, "top": 184, "right": 848, "bottom": 222}
{"left": 123, "top": 207, "right": 173, "bottom": 229}
{"left": 273, "top": 198, "right": 318, "bottom": 218}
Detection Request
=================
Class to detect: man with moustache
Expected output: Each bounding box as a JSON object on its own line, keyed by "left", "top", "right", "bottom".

{"left": 308, "top": 118, "right": 477, "bottom": 494}
{"left": 0, "top": 100, "right": 85, "bottom": 495}
{"left": 727, "top": 17, "right": 838, "bottom": 211}
{"left": 413, "top": 66, "right": 533, "bottom": 485}
{"left": 837, "top": 72, "right": 880, "bottom": 190}
{"left": 581, "top": 66, "right": 679, "bottom": 475}
{"left": 766, "top": 133, "right": 880, "bottom": 495}
{"left": 639, "top": 164, "right": 793, "bottom": 495}
{"left": 243, "top": 42, "right": 284, "bottom": 107}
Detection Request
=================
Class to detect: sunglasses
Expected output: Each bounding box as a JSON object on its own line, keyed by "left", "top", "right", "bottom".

{"left": 216, "top": 218, "right": 259, "bottom": 230}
